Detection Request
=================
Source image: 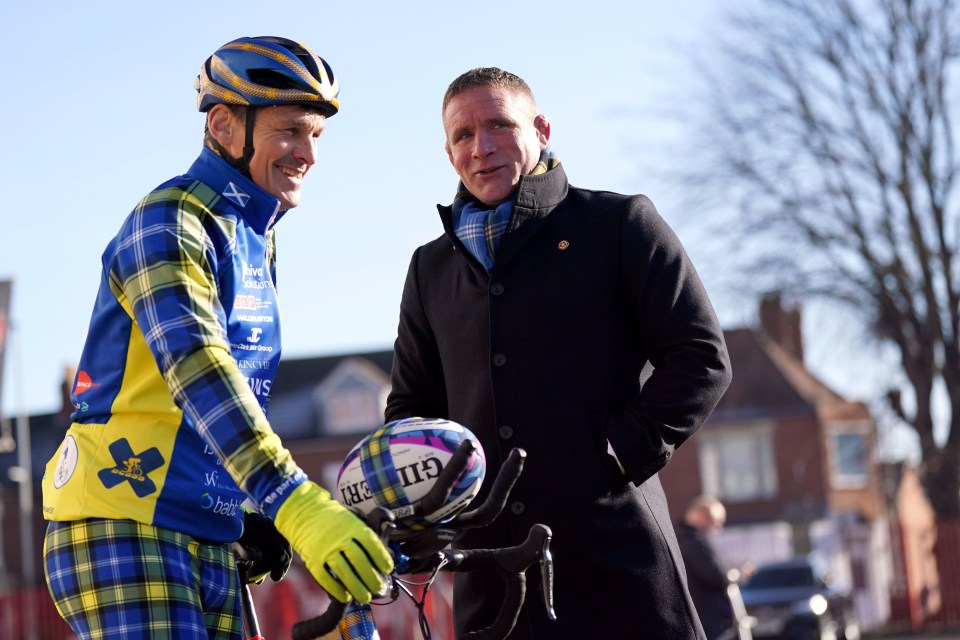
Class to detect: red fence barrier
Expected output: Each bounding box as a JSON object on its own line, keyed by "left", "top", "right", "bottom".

{"left": 0, "top": 586, "right": 73, "bottom": 640}
{"left": 929, "top": 520, "right": 960, "bottom": 627}
{"left": 0, "top": 568, "right": 454, "bottom": 640}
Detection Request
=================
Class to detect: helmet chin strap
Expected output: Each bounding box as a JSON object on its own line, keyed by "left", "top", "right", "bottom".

{"left": 237, "top": 108, "right": 257, "bottom": 177}
{"left": 209, "top": 108, "right": 257, "bottom": 180}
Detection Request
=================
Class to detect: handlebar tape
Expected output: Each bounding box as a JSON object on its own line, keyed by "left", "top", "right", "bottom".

{"left": 290, "top": 600, "right": 347, "bottom": 640}
{"left": 452, "top": 448, "right": 526, "bottom": 529}
{"left": 445, "top": 523, "right": 554, "bottom": 639}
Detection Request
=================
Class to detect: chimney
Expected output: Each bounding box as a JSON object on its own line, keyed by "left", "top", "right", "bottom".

{"left": 759, "top": 292, "right": 804, "bottom": 363}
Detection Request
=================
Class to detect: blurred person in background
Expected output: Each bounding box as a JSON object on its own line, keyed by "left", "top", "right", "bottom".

{"left": 677, "top": 495, "right": 739, "bottom": 640}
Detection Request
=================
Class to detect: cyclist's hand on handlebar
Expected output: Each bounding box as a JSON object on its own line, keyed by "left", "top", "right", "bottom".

{"left": 274, "top": 481, "right": 394, "bottom": 604}
{"left": 238, "top": 510, "right": 293, "bottom": 584}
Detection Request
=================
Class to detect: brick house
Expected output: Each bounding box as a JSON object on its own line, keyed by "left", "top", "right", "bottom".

{"left": 659, "top": 294, "right": 892, "bottom": 631}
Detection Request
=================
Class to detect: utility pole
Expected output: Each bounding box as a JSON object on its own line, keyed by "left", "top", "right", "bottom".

{"left": 7, "top": 318, "right": 37, "bottom": 640}
{"left": 0, "top": 281, "right": 12, "bottom": 454}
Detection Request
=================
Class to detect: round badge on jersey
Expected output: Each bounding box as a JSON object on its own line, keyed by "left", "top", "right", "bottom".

{"left": 53, "top": 435, "right": 79, "bottom": 489}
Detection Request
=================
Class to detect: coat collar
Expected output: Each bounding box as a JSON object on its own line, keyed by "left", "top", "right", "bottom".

{"left": 438, "top": 163, "right": 569, "bottom": 227}
{"left": 187, "top": 148, "right": 285, "bottom": 235}
{"left": 512, "top": 161, "right": 569, "bottom": 214}
{"left": 437, "top": 163, "right": 570, "bottom": 275}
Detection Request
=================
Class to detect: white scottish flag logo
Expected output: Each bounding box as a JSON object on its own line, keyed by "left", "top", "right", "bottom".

{"left": 223, "top": 182, "right": 250, "bottom": 208}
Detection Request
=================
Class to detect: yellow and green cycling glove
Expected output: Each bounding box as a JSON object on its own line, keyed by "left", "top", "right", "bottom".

{"left": 274, "top": 480, "right": 393, "bottom": 603}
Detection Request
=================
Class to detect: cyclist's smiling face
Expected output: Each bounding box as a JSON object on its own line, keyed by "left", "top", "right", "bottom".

{"left": 443, "top": 85, "right": 550, "bottom": 207}
{"left": 216, "top": 105, "right": 326, "bottom": 211}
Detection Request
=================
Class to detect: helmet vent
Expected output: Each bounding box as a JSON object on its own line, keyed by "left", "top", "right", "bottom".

{"left": 248, "top": 69, "right": 303, "bottom": 91}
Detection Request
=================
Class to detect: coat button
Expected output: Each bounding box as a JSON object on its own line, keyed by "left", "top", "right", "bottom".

{"left": 510, "top": 501, "right": 525, "bottom": 515}
{"left": 490, "top": 283, "right": 505, "bottom": 295}
{"left": 493, "top": 353, "right": 507, "bottom": 366}
{"left": 498, "top": 426, "right": 514, "bottom": 440}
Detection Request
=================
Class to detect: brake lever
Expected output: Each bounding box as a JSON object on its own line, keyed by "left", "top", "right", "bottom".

{"left": 539, "top": 529, "right": 557, "bottom": 621}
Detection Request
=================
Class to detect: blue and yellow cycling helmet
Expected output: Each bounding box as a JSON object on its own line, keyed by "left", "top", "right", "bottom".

{"left": 196, "top": 36, "right": 339, "bottom": 116}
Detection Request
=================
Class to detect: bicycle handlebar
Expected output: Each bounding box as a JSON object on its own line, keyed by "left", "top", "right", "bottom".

{"left": 290, "top": 600, "right": 347, "bottom": 640}
{"left": 442, "top": 522, "right": 555, "bottom": 640}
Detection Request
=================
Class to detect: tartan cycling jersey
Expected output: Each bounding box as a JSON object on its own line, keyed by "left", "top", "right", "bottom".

{"left": 42, "top": 148, "right": 307, "bottom": 542}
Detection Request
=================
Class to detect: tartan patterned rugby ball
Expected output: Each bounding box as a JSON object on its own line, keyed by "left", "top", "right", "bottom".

{"left": 336, "top": 417, "right": 486, "bottom": 533}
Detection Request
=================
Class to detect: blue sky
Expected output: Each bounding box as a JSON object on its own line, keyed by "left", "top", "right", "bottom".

{"left": 2, "top": 0, "right": 898, "bottom": 440}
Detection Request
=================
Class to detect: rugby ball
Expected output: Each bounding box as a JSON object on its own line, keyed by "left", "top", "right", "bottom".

{"left": 336, "top": 417, "right": 486, "bottom": 533}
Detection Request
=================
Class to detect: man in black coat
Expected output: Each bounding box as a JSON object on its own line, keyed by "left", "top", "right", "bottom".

{"left": 386, "top": 67, "right": 732, "bottom": 639}
{"left": 676, "top": 496, "right": 736, "bottom": 640}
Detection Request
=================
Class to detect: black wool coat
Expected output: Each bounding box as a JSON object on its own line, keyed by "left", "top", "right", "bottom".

{"left": 386, "top": 164, "right": 732, "bottom": 639}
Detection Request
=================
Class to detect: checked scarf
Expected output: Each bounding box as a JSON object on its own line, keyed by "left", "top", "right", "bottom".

{"left": 453, "top": 149, "right": 560, "bottom": 271}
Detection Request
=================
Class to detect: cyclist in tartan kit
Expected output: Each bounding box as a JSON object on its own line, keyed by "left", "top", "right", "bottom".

{"left": 41, "top": 36, "right": 392, "bottom": 639}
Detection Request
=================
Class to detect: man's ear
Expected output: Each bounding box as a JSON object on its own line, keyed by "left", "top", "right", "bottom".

{"left": 444, "top": 140, "right": 454, "bottom": 166}
{"left": 207, "top": 104, "right": 239, "bottom": 151}
{"left": 534, "top": 114, "right": 551, "bottom": 149}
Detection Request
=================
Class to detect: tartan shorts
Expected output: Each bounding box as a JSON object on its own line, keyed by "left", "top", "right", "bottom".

{"left": 43, "top": 518, "right": 244, "bottom": 639}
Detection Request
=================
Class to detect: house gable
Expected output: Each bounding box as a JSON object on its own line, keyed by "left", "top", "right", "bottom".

{"left": 267, "top": 350, "right": 393, "bottom": 439}
{"left": 312, "top": 358, "right": 391, "bottom": 435}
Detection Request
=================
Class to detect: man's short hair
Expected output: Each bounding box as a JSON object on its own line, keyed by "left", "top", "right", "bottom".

{"left": 442, "top": 67, "right": 536, "bottom": 114}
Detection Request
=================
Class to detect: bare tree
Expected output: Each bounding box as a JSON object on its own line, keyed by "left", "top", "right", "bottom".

{"left": 685, "top": 0, "right": 960, "bottom": 517}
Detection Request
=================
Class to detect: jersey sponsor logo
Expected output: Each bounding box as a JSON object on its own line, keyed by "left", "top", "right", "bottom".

{"left": 242, "top": 263, "right": 271, "bottom": 291}
{"left": 236, "top": 314, "right": 273, "bottom": 323}
{"left": 97, "top": 438, "right": 165, "bottom": 498}
{"left": 203, "top": 469, "right": 236, "bottom": 490}
{"left": 223, "top": 182, "right": 251, "bottom": 208}
{"left": 247, "top": 376, "right": 272, "bottom": 398}
{"left": 203, "top": 444, "right": 224, "bottom": 466}
{"left": 243, "top": 263, "right": 264, "bottom": 278}
{"left": 200, "top": 492, "right": 241, "bottom": 516}
{"left": 236, "top": 358, "right": 271, "bottom": 370}
{"left": 74, "top": 370, "right": 100, "bottom": 395}
{"left": 242, "top": 278, "right": 272, "bottom": 290}
{"left": 235, "top": 294, "right": 258, "bottom": 310}
{"left": 246, "top": 327, "right": 263, "bottom": 344}
{"left": 232, "top": 342, "right": 274, "bottom": 353}
{"left": 53, "top": 435, "right": 79, "bottom": 489}
{"left": 263, "top": 472, "right": 306, "bottom": 506}
{"left": 233, "top": 295, "right": 274, "bottom": 312}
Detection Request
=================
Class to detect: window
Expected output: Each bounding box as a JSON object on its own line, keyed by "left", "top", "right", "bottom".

{"left": 699, "top": 422, "right": 778, "bottom": 502}
{"left": 312, "top": 358, "right": 391, "bottom": 435}
{"left": 324, "top": 388, "right": 382, "bottom": 434}
{"left": 828, "top": 422, "right": 870, "bottom": 489}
